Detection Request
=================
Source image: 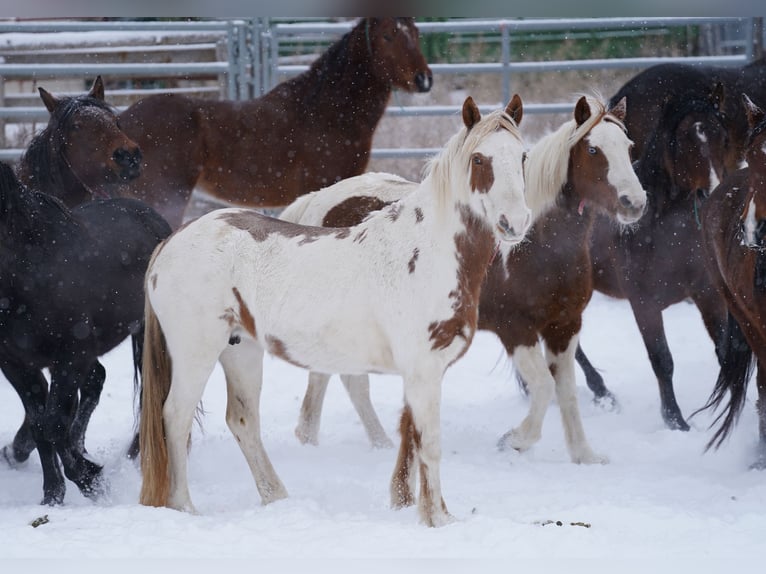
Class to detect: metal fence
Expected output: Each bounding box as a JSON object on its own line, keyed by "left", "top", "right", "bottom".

{"left": 0, "top": 17, "right": 762, "bottom": 162}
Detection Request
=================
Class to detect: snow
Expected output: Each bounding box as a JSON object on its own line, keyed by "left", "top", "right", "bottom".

{"left": 1, "top": 291, "right": 764, "bottom": 571}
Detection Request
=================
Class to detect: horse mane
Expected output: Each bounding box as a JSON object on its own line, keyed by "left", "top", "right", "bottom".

{"left": 18, "top": 95, "right": 115, "bottom": 195}
{"left": 0, "top": 160, "right": 81, "bottom": 245}
{"left": 422, "top": 107, "right": 522, "bottom": 215}
{"left": 524, "top": 95, "right": 611, "bottom": 219}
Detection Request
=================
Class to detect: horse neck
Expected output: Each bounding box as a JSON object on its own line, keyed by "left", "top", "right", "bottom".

{"left": 19, "top": 143, "right": 91, "bottom": 207}
{"left": 531, "top": 189, "right": 595, "bottom": 255}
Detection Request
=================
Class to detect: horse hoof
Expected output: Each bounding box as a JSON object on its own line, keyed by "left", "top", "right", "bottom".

{"left": 41, "top": 488, "right": 66, "bottom": 506}
{"left": 1, "top": 445, "right": 28, "bottom": 469}
{"left": 593, "top": 393, "right": 620, "bottom": 413}
{"left": 370, "top": 434, "right": 395, "bottom": 449}
{"left": 294, "top": 426, "right": 318, "bottom": 446}
{"left": 497, "top": 429, "right": 536, "bottom": 452}
{"left": 572, "top": 450, "right": 610, "bottom": 465}
{"left": 663, "top": 414, "right": 690, "bottom": 432}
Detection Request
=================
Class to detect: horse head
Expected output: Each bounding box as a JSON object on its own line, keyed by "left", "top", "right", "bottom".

{"left": 569, "top": 95, "right": 646, "bottom": 225}
{"left": 457, "top": 95, "right": 530, "bottom": 245}
{"left": 739, "top": 93, "right": 766, "bottom": 249}
{"left": 364, "top": 18, "right": 433, "bottom": 93}
{"left": 32, "top": 76, "right": 142, "bottom": 198}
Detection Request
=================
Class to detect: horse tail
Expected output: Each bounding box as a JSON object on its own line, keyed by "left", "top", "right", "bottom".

{"left": 693, "top": 311, "right": 755, "bottom": 450}
{"left": 138, "top": 290, "right": 173, "bottom": 507}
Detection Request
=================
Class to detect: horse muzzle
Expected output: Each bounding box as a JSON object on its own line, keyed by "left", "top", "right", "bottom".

{"left": 113, "top": 147, "right": 143, "bottom": 181}
{"left": 496, "top": 211, "right": 531, "bottom": 245}
{"left": 414, "top": 71, "right": 433, "bottom": 93}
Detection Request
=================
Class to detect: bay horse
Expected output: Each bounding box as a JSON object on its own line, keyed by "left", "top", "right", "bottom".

{"left": 19, "top": 75, "right": 142, "bottom": 207}
{"left": 577, "top": 83, "right": 730, "bottom": 430}
{"left": 138, "top": 96, "right": 530, "bottom": 527}
{"left": 610, "top": 57, "right": 766, "bottom": 173}
{"left": 116, "top": 17, "right": 433, "bottom": 229}
{"left": 283, "top": 94, "right": 646, "bottom": 466}
{"left": 0, "top": 162, "right": 171, "bottom": 505}
{"left": 696, "top": 93, "right": 766, "bottom": 469}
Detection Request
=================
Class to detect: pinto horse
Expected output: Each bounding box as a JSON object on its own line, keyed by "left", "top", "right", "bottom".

{"left": 696, "top": 94, "right": 766, "bottom": 468}
{"left": 610, "top": 57, "right": 766, "bottom": 173}
{"left": 283, "top": 95, "right": 646, "bottom": 464}
{"left": 0, "top": 162, "right": 170, "bottom": 505}
{"left": 577, "top": 83, "right": 730, "bottom": 430}
{"left": 138, "top": 96, "right": 530, "bottom": 527}
{"left": 19, "top": 76, "right": 142, "bottom": 207}
{"left": 116, "top": 17, "right": 433, "bottom": 229}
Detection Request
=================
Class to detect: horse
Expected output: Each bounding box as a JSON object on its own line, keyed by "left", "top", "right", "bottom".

{"left": 0, "top": 161, "right": 171, "bottom": 505}
{"left": 114, "top": 17, "right": 433, "bottom": 229}
{"left": 576, "top": 83, "right": 730, "bottom": 431}
{"left": 610, "top": 57, "right": 766, "bottom": 173}
{"left": 282, "top": 94, "right": 646, "bottom": 463}
{"left": 695, "top": 93, "right": 766, "bottom": 469}
{"left": 138, "top": 96, "right": 530, "bottom": 527}
{"left": 18, "top": 75, "right": 142, "bottom": 207}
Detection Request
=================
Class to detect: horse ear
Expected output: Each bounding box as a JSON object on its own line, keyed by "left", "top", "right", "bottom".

{"left": 38, "top": 87, "right": 59, "bottom": 113}
{"left": 506, "top": 93, "right": 523, "bottom": 126}
{"left": 574, "top": 95, "right": 591, "bottom": 127}
{"left": 742, "top": 93, "right": 765, "bottom": 130}
{"left": 711, "top": 81, "right": 725, "bottom": 111}
{"left": 462, "top": 96, "right": 481, "bottom": 130}
{"left": 609, "top": 96, "right": 627, "bottom": 122}
{"left": 89, "top": 76, "right": 105, "bottom": 101}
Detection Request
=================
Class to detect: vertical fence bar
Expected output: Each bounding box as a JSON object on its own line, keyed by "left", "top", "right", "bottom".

{"left": 501, "top": 23, "right": 511, "bottom": 104}
{"left": 226, "top": 21, "right": 237, "bottom": 100}
{"left": 237, "top": 21, "right": 248, "bottom": 100}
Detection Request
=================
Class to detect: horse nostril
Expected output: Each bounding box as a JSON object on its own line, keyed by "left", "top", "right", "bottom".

{"left": 618, "top": 195, "right": 633, "bottom": 209}
{"left": 415, "top": 72, "right": 433, "bottom": 93}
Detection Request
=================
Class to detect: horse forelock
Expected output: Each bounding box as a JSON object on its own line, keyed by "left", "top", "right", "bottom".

{"left": 525, "top": 96, "right": 609, "bottom": 218}
{"left": 424, "top": 109, "right": 522, "bottom": 213}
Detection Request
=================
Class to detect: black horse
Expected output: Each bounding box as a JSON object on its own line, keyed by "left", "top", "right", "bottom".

{"left": 0, "top": 161, "right": 171, "bottom": 504}
{"left": 577, "top": 84, "right": 730, "bottom": 430}
{"left": 609, "top": 57, "right": 766, "bottom": 174}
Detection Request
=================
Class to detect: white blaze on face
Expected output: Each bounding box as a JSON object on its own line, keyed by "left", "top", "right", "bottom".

{"left": 742, "top": 195, "right": 758, "bottom": 246}
{"left": 695, "top": 121, "right": 720, "bottom": 194}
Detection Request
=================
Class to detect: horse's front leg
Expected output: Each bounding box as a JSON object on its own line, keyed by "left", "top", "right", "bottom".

{"left": 754, "top": 364, "right": 766, "bottom": 470}
{"left": 628, "top": 298, "right": 689, "bottom": 431}
{"left": 340, "top": 374, "right": 393, "bottom": 448}
{"left": 69, "top": 361, "right": 106, "bottom": 455}
{"left": 575, "top": 343, "right": 619, "bottom": 409}
{"left": 48, "top": 363, "right": 105, "bottom": 499}
{"left": 545, "top": 335, "right": 608, "bottom": 464}
{"left": 295, "top": 371, "right": 332, "bottom": 446}
{"left": 3, "top": 416, "right": 36, "bottom": 466}
{"left": 398, "top": 370, "right": 452, "bottom": 527}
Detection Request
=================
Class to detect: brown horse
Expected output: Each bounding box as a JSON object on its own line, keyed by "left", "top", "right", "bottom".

{"left": 577, "top": 83, "right": 730, "bottom": 431}
{"left": 281, "top": 95, "right": 647, "bottom": 466}
{"left": 114, "top": 17, "right": 432, "bottom": 228}
{"left": 610, "top": 57, "right": 766, "bottom": 173}
{"left": 696, "top": 93, "right": 766, "bottom": 469}
{"left": 18, "top": 76, "right": 142, "bottom": 207}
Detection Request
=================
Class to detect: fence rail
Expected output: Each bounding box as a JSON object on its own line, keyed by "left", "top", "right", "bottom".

{"left": 0, "top": 17, "right": 762, "bottom": 162}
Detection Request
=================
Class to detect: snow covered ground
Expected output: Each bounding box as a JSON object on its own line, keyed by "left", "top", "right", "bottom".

{"left": 1, "top": 291, "right": 764, "bottom": 571}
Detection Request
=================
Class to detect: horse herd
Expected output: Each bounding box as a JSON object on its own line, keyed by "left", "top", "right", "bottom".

{"left": 1, "top": 17, "right": 765, "bottom": 526}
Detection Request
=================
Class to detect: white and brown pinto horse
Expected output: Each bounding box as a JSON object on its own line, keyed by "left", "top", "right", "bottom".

{"left": 283, "top": 95, "right": 646, "bottom": 467}
{"left": 138, "top": 96, "right": 530, "bottom": 527}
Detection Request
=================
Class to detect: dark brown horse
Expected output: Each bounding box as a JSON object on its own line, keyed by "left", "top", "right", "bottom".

{"left": 282, "top": 95, "right": 647, "bottom": 468}
{"left": 19, "top": 76, "right": 142, "bottom": 207}
{"left": 696, "top": 93, "right": 766, "bottom": 469}
{"left": 610, "top": 57, "right": 766, "bottom": 173}
{"left": 114, "top": 17, "right": 432, "bottom": 229}
{"left": 577, "top": 83, "right": 730, "bottom": 431}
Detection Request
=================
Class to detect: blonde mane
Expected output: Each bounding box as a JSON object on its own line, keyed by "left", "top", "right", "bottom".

{"left": 524, "top": 95, "right": 617, "bottom": 219}
{"left": 422, "top": 107, "right": 523, "bottom": 214}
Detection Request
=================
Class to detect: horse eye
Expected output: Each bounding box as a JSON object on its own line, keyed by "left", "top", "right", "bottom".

{"left": 383, "top": 34, "right": 392, "bottom": 41}
{"left": 588, "top": 146, "right": 597, "bottom": 155}
{"left": 473, "top": 155, "right": 482, "bottom": 165}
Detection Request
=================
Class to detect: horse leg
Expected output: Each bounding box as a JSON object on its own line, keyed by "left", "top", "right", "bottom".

{"left": 1, "top": 363, "right": 66, "bottom": 505}
{"left": 753, "top": 363, "right": 766, "bottom": 470}
{"left": 390, "top": 404, "right": 418, "bottom": 509}
{"left": 69, "top": 361, "right": 106, "bottom": 454}
{"left": 575, "top": 342, "right": 619, "bottom": 410}
{"left": 340, "top": 374, "right": 393, "bottom": 449}
{"left": 48, "top": 364, "right": 106, "bottom": 499}
{"left": 294, "top": 372, "right": 331, "bottom": 446}
{"left": 398, "top": 369, "right": 452, "bottom": 527}
{"left": 547, "top": 337, "right": 608, "bottom": 464}
{"left": 497, "top": 342, "right": 554, "bottom": 452}
{"left": 3, "top": 417, "right": 36, "bottom": 466}
{"left": 219, "top": 341, "right": 288, "bottom": 505}
{"left": 629, "top": 300, "right": 689, "bottom": 431}
{"left": 690, "top": 288, "right": 728, "bottom": 366}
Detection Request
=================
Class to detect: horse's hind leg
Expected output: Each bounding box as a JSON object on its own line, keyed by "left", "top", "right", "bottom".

{"left": 753, "top": 363, "right": 766, "bottom": 470}
{"left": 3, "top": 417, "right": 36, "bottom": 466}
{"left": 341, "top": 374, "right": 393, "bottom": 448}
{"left": 498, "top": 342, "right": 554, "bottom": 452}
{"left": 295, "top": 372, "right": 332, "bottom": 446}
{"left": 220, "top": 341, "right": 287, "bottom": 505}
{"left": 390, "top": 404, "right": 418, "bottom": 509}
{"left": 575, "top": 343, "right": 619, "bottom": 410}
{"left": 547, "top": 336, "right": 608, "bottom": 464}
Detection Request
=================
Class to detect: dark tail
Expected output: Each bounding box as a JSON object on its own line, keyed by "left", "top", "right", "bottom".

{"left": 125, "top": 327, "right": 144, "bottom": 460}
{"left": 693, "top": 311, "right": 755, "bottom": 450}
